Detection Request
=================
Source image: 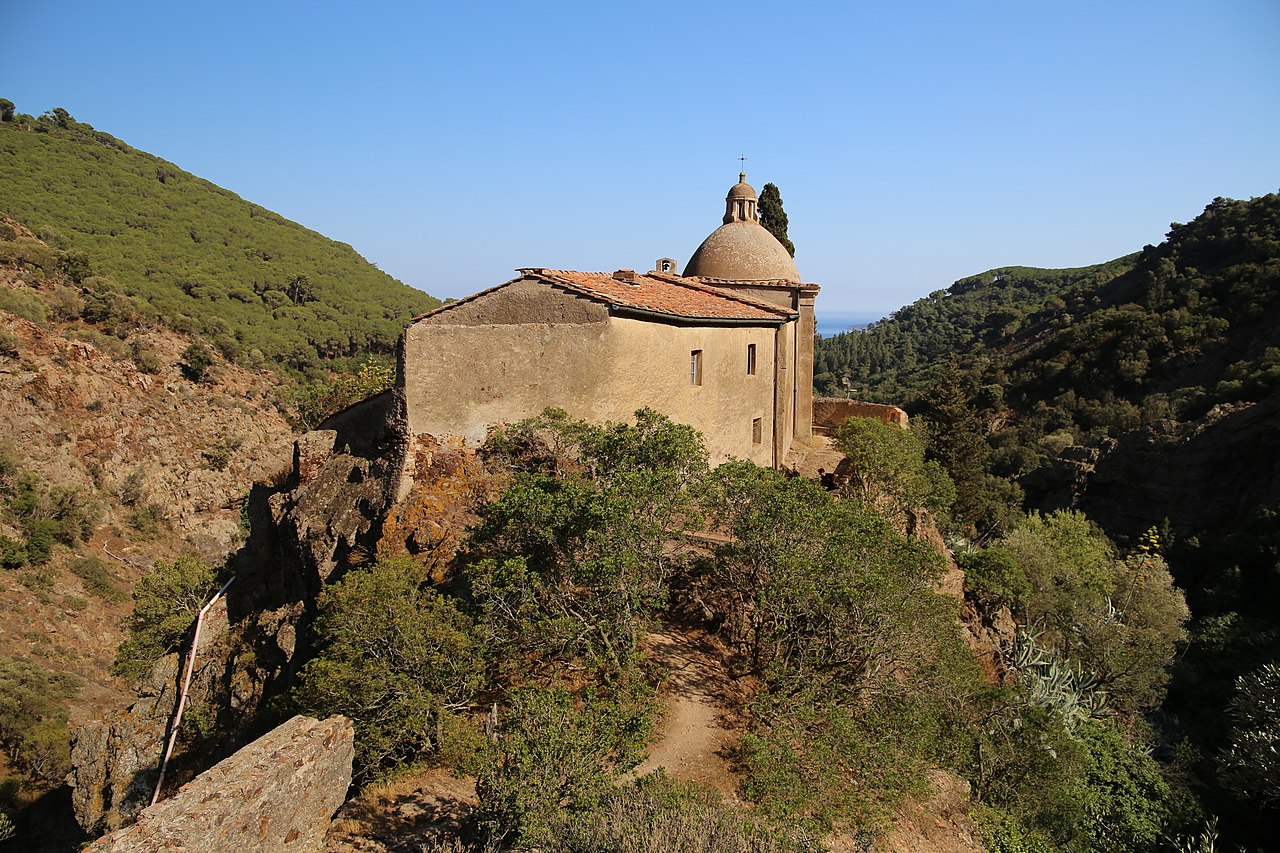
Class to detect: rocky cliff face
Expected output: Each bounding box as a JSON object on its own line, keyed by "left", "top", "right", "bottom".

{"left": 0, "top": 227, "right": 403, "bottom": 842}
{"left": 1082, "top": 395, "right": 1280, "bottom": 537}
{"left": 0, "top": 257, "right": 296, "bottom": 740}
{"left": 1016, "top": 393, "right": 1280, "bottom": 540}
{"left": 67, "top": 396, "right": 406, "bottom": 834}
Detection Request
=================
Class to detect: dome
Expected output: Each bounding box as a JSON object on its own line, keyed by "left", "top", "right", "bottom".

{"left": 683, "top": 220, "right": 801, "bottom": 283}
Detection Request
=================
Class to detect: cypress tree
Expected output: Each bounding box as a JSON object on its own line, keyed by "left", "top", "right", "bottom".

{"left": 920, "top": 360, "right": 988, "bottom": 529}
{"left": 758, "top": 182, "right": 795, "bottom": 257}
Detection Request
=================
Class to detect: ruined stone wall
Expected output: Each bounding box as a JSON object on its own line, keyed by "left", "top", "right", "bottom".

{"left": 400, "top": 284, "right": 780, "bottom": 470}
{"left": 316, "top": 388, "right": 400, "bottom": 459}
{"left": 812, "top": 397, "right": 909, "bottom": 433}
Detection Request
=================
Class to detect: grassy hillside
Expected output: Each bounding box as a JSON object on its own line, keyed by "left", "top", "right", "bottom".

{"left": 0, "top": 102, "right": 440, "bottom": 377}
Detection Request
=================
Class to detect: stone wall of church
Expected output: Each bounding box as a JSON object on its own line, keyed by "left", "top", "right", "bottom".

{"left": 425, "top": 277, "right": 609, "bottom": 326}
{"left": 400, "top": 302, "right": 780, "bottom": 469}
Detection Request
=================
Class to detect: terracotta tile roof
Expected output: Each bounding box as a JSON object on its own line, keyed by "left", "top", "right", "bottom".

{"left": 412, "top": 269, "right": 797, "bottom": 325}
{"left": 522, "top": 269, "right": 796, "bottom": 323}
{"left": 686, "top": 275, "right": 820, "bottom": 292}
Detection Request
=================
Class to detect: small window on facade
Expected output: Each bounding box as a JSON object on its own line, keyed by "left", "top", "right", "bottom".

{"left": 747, "top": 343, "right": 757, "bottom": 375}
{"left": 690, "top": 350, "right": 703, "bottom": 386}
{"left": 752, "top": 417, "right": 763, "bottom": 444}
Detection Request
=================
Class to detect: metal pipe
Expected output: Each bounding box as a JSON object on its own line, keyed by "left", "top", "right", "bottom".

{"left": 149, "top": 575, "right": 236, "bottom": 807}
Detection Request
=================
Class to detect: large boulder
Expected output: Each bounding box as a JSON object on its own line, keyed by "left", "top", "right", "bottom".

{"left": 85, "top": 715, "right": 353, "bottom": 853}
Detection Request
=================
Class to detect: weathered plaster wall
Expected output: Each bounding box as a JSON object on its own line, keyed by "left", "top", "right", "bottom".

{"left": 773, "top": 320, "right": 795, "bottom": 461}
{"left": 812, "top": 397, "right": 910, "bottom": 432}
{"left": 401, "top": 294, "right": 779, "bottom": 467}
{"left": 794, "top": 287, "right": 818, "bottom": 443}
{"left": 688, "top": 280, "right": 815, "bottom": 446}
{"left": 316, "top": 389, "right": 400, "bottom": 459}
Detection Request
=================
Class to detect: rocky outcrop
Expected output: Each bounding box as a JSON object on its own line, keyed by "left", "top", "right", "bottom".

{"left": 69, "top": 687, "right": 168, "bottom": 835}
{"left": 959, "top": 600, "right": 1016, "bottom": 685}
{"left": 1083, "top": 396, "right": 1280, "bottom": 537}
{"left": 85, "top": 715, "right": 353, "bottom": 853}
{"left": 70, "top": 413, "right": 403, "bottom": 834}
{"left": 1017, "top": 395, "right": 1280, "bottom": 539}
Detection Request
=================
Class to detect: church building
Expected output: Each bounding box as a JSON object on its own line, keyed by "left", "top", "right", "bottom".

{"left": 396, "top": 173, "right": 818, "bottom": 470}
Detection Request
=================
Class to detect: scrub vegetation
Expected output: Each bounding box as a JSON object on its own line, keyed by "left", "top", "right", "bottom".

{"left": 284, "top": 409, "right": 1201, "bottom": 850}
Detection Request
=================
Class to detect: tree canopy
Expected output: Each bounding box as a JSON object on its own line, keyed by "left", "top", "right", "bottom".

{"left": 758, "top": 182, "right": 795, "bottom": 257}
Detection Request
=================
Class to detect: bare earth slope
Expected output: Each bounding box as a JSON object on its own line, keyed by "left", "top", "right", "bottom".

{"left": 1, "top": 246, "right": 295, "bottom": 848}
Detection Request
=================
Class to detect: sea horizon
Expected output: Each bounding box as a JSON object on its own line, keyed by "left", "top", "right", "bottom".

{"left": 815, "top": 310, "right": 884, "bottom": 338}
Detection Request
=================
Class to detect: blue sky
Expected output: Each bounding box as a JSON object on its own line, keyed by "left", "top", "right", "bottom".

{"left": 4, "top": 1, "right": 1278, "bottom": 314}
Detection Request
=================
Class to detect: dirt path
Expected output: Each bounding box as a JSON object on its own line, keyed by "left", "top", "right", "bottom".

{"left": 633, "top": 628, "right": 743, "bottom": 800}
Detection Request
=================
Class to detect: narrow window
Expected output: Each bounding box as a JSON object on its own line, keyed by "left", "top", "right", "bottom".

{"left": 752, "top": 417, "right": 763, "bottom": 444}
{"left": 747, "top": 343, "right": 757, "bottom": 375}
{"left": 690, "top": 350, "right": 703, "bottom": 386}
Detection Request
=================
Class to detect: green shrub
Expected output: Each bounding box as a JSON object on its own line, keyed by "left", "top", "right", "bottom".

{"left": 0, "top": 327, "right": 18, "bottom": 358}
{"left": 959, "top": 546, "right": 1030, "bottom": 610}
{"left": 45, "top": 285, "right": 83, "bottom": 321}
{"left": 476, "top": 682, "right": 655, "bottom": 848}
{"left": 201, "top": 437, "right": 241, "bottom": 472}
{"left": 112, "top": 554, "right": 220, "bottom": 683}
{"left": 0, "top": 656, "right": 80, "bottom": 787}
{"left": 971, "top": 805, "right": 1057, "bottom": 853}
{"left": 293, "top": 558, "right": 486, "bottom": 780}
{"left": 56, "top": 249, "right": 90, "bottom": 282}
{"left": 69, "top": 327, "right": 129, "bottom": 359}
{"left": 0, "top": 537, "right": 26, "bottom": 569}
{"left": 118, "top": 466, "right": 146, "bottom": 506}
{"left": 0, "top": 287, "right": 47, "bottom": 326}
{"left": 17, "top": 566, "right": 55, "bottom": 593}
{"left": 545, "top": 773, "right": 823, "bottom": 852}
{"left": 69, "top": 556, "right": 125, "bottom": 602}
{"left": 179, "top": 343, "right": 215, "bottom": 382}
{"left": 1218, "top": 662, "right": 1280, "bottom": 808}
{"left": 127, "top": 503, "right": 166, "bottom": 538}
{"left": 18, "top": 519, "right": 58, "bottom": 564}
{"left": 740, "top": 691, "right": 931, "bottom": 833}
{"left": 832, "top": 416, "right": 955, "bottom": 522}
{"left": 129, "top": 338, "right": 161, "bottom": 374}
{"left": 284, "top": 357, "right": 396, "bottom": 430}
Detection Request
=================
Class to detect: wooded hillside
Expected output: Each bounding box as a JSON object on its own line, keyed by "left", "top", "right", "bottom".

{"left": 0, "top": 103, "right": 440, "bottom": 377}
{"left": 819, "top": 193, "right": 1280, "bottom": 849}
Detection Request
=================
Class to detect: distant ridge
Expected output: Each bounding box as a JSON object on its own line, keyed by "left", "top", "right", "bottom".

{"left": 0, "top": 102, "right": 440, "bottom": 375}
